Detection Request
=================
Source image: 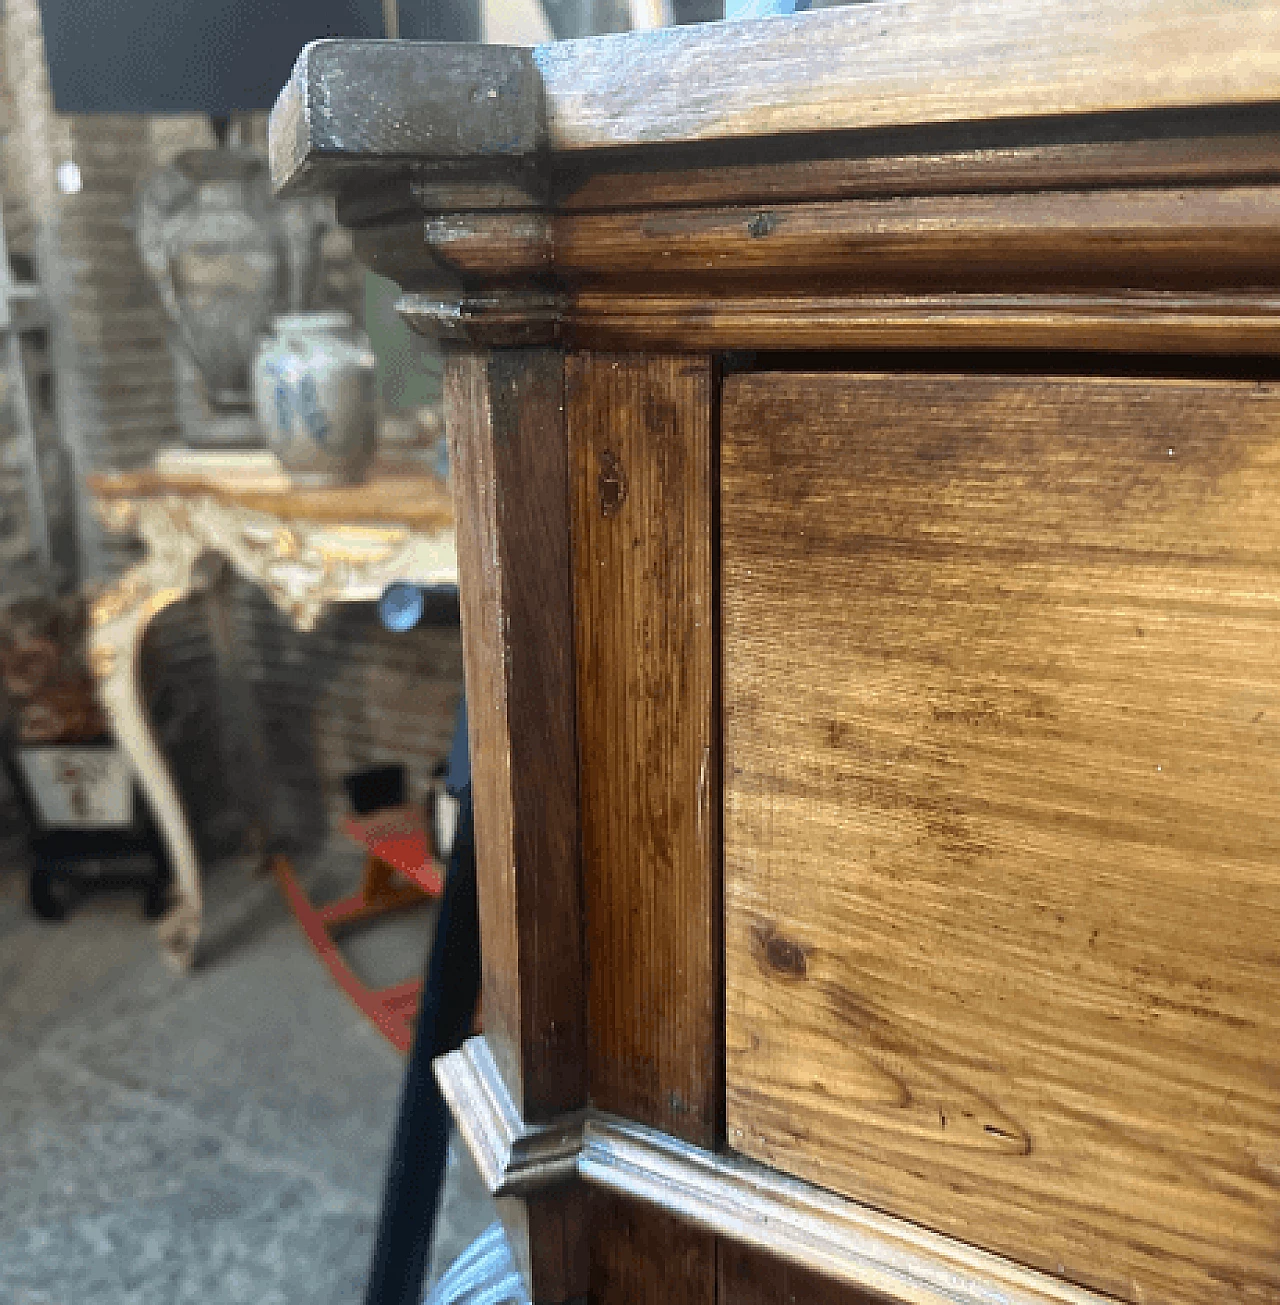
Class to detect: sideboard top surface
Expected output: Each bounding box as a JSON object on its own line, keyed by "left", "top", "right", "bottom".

{"left": 271, "top": 0, "right": 1280, "bottom": 193}
{"left": 88, "top": 466, "right": 455, "bottom": 532}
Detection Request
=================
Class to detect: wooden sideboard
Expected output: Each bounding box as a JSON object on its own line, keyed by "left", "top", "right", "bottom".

{"left": 270, "top": 4, "right": 1280, "bottom": 1302}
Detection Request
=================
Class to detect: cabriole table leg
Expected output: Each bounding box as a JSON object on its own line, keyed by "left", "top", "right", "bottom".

{"left": 89, "top": 507, "right": 203, "bottom": 970}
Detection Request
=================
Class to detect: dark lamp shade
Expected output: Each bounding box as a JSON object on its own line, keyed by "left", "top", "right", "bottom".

{"left": 37, "top": 0, "right": 387, "bottom": 115}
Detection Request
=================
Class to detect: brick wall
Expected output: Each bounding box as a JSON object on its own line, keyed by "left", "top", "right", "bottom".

{"left": 0, "top": 0, "right": 462, "bottom": 869}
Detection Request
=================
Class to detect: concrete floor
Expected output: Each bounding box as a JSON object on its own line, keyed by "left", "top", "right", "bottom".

{"left": 0, "top": 847, "right": 496, "bottom": 1305}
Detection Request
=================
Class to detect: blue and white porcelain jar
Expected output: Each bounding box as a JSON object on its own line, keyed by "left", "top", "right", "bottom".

{"left": 253, "top": 311, "right": 378, "bottom": 486}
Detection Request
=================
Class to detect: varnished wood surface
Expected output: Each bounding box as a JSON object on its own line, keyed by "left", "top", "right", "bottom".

{"left": 499, "top": 1189, "right": 588, "bottom": 1304}
{"left": 88, "top": 467, "right": 454, "bottom": 532}
{"left": 569, "top": 290, "right": 1280, "bottom": 354}
{"left": 357, "top": 181, "right": 1280, "bottom": 300}
{"left": 445, "top": 349, "right": 586, "bottom": 1125}
{"left": 722, "top": 371, "right": 1280, "bottom": 1305}
{"left": 556, "top": 121, "right": 1280, "bottom": 212}
{"left": 589, "top": 1194, "right": 716, "bottom": 1305}
{"left": 568, "top": 354, "right": 720, "bottom": 1145}
{"left": 553, "top": 187, "right": 1280, "bottom": 293}
{"left": 718, "top": 1242, "right": 882, "bottom": 1305}
{"left": 438, "top": 1036, "right": 1116, "bottom": 1305}
{"left": 273, "top": 0, "right": 1280, "bottom": 190}
{"left": 535, "top": 0, "right": 1280, "bottom": 152}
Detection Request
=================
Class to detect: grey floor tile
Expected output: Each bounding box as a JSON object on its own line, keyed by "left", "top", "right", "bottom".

{"left": 0, "top": 843, "right": 440, "bottom": 1305}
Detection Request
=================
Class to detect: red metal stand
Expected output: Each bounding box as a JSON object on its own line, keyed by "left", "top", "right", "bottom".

{"left": 273, "top": 806, "right": 444, "bottom": 1053}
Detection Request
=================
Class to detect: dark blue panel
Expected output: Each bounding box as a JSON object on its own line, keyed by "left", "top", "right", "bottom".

{"left": 38, "top": 0, "right": 386, "bottom": 114}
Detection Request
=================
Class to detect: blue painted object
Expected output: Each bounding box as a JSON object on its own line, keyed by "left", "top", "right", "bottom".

{"left": 725, "top": 0, "right": 810, "bottom": 17}
{"left": 379, "top": 583, "right": 427, "bottom": 633}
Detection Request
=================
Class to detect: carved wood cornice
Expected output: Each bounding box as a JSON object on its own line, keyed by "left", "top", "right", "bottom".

{"left": 397, "top": 291, "right": 567, "bottom": 347}
{"left": 271, "top": 4, "right": 1280, "bottom": 193}
{"left": 272, "top": 11, "right": 1280, "bottom": 350}
{"left": 92, "top": 492, "right": 457, "bottom": 633}
{"left": 435, "top": 1036, "right": 1114, "bottom": 1305}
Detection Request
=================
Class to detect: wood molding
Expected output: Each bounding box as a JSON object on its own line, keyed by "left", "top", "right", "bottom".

{"left": 92, "top": 493, "right": 457, "bottom": 633}
{"left": 398, "top": 287, "right": 1280, "bottom": 353}
{"left": 434, "top": 1037, "right": 582, "bottom": 1196}
{"left": 435, "top": 1037, "right": 1115, "bottom": 1305}
{"left": 307, "top": 179, "right": 1280, "bottom": 308}
{"left": 551, "top": 186, "right": 1280, "bottom": 292}
{"left": 398, "top": 291, "right": 567, "bottom": 346}
{"left": 554, "top": 118, "right": 1280, "bottom": 213}
{"left": 273, "top": 2, "right": 1280, "bottom": 188}
{"left": 567, "top": 290, "right": 1280, "bottom": 353}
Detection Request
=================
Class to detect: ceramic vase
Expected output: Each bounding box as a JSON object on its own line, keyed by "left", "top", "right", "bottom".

{"left": 253, "top": 312, "right": 378, "bottom": 486}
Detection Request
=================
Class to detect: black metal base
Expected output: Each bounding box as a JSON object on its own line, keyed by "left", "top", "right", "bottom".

{"left": 3, "top": 730, "right": 175, "bottom": 925}
{"left": 27, "top": 849, "right": 172, "bottom": 923}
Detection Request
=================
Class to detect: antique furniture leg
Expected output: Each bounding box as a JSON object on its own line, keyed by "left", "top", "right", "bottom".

{"left": 89, "top": 501, "right": 203, "bottom": 970}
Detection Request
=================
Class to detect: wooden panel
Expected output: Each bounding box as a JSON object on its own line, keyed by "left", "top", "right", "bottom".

{"left": 568, "top": 353, "right": 719, "bottom": 1144}
{"left": 445, "top": 348, "right": 585, "bottom": 1121}
{"left": 534, "top": 0, "right": 1280, "bottom": 153}
{"left": 590, "top": 1194, "right": 715, "bottom": 1305}
{"left": 722, "top": 372, "right": 1280, "bottom": 1305}
{"left": 718, "top": 1241, "right": 884, "bottom": 1305}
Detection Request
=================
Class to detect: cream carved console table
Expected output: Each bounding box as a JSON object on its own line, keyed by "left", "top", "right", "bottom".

{"left": 272, "top": 4, "right": 1280, "bottom": 1304}
{"left": 87, "top": 458, "right": 457, "bottom": 970}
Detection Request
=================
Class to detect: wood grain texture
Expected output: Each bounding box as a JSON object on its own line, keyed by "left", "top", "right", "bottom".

{"left": 445, "top": 348, "right": 585, "bottom": 1121}
{"left": 569, "top": 290, "right": 1280, "bottom": 354}
{"left": 553, "top": 187, "right": 1280, "bottom": 293}
{"left": 436, "top": 1038, "right": 1116, "bottom": 1305}
{"left": 568, "top": 354, "right": 719, "bottom": 1144}
{"left": 556, "top": 123, "right": 1280, "bottom": 212}
{"left": 534, "top": 0, "right": 1280, "bottom": 152}
{"left": 352, "top": 212, "right": 551, "bottom": 294}
{"left": 271, "top": 2, "right": 1280, "bottom": 192}
{"left": 589, "top": 1194, "right": 715, "bottom": 1305}
{"left": 270, "top": 39, "right": 540, "bottom": 196}
{"left": 722, "top": 372, "right": 1280, "bottom": 1305}
{"left": 498, "top": 1188, "right": 589, "bottom": 1304}
{"left": 576, "top": 1117, "right": 1112, "bottom": 1305}
{"left": 718, "top": 1241, "right": 883, "bottom": 1305}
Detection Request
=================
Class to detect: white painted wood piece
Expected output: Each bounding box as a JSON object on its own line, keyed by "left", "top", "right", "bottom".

{"left": 89, "top": 479, "right": 458, "bottom": 970}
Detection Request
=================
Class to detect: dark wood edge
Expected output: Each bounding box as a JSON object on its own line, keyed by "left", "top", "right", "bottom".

{"left": 270, "top": 2, "right": 1280, "bottom": 189}
{"left": 270, "top": 39, "right": 543, "bottom": 197}
{"left": 398, "top": 291, "right": 566, "bottom": 346}
{"left": 315, "top": 182, "right": 1280, "bottom": 301}
{"left": 565, "top": 291, "right": 1280, "bottom": 353}
{"left": 435, "top": 1037, "right": 1114, "bottom": 1305}
{"left": 394, "top": 290, "right": 1280, "bottom": 354}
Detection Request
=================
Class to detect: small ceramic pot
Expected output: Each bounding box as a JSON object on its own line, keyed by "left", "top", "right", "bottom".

{"left": 253, "top": 312, "right": 378, "bottom": 486}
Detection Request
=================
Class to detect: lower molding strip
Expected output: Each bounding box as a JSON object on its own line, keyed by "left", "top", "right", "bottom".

{"left": 435, "top": 1036, "right": 1109, "bottom": 1305}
